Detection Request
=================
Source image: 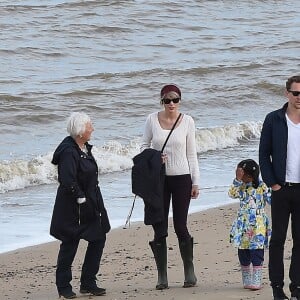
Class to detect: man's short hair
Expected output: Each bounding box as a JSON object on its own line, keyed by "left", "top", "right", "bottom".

{"left": 286, "top": 75, "right": 300, "bottom": 90}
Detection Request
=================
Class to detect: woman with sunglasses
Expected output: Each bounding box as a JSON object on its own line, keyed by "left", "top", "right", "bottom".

{"left": 140, "top": 84, "right": 200, "bottom": 290}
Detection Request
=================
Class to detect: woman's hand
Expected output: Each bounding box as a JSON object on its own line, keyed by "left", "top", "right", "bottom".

{"left": 191, "top": 185, "right": 199, "bottom": 199}
{"left": 161, "top": 153, "right": 167, "bottom": 164}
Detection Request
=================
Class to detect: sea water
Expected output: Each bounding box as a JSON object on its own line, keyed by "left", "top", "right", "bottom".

{"left": 0, "top": 0, "right": 299, "bottom": 253}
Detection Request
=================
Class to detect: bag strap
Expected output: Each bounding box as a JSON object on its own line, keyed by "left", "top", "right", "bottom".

{"left": 161, "top": 113, "right": 182, "bottom": 152}
{"left": 123, "top": 195, "right": 136, "bottom": 228}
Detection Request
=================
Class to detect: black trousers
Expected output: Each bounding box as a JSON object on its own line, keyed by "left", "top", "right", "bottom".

{"left": 269, "top": 185, "right": 300, "bottom": 288}
{"left": 56, "top": 238, "right": 105, "bottom": 293}
{"left": 152, "top": 174, "right": 192, "bottom": 241}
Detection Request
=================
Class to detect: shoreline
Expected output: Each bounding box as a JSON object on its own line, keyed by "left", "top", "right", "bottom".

{"left": 0, "top": 200, "right": 237, "bottom": 256}
{"left": 1, "top": 203, "right": 292, "bottom": 300}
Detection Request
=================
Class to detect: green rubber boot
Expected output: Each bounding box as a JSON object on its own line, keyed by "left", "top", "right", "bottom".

{"left": 149, "top": 238, "right": 168, "bottom": 290}
{"left": 179, "top": 237, "right": 197, "bottom": 288}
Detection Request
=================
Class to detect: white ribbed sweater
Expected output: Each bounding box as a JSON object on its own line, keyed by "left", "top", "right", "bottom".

{"left": 140, "top": 112, "right": 200, "bottom": 185}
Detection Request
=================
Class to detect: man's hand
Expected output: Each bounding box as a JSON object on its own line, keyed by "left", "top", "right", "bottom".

{"left": 271, "top": 184, "right": 281, "bottom": 191}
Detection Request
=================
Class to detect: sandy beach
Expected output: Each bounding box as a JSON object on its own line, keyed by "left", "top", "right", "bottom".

{"left": 0, "top": 203, "right": 293, "bottom": 300}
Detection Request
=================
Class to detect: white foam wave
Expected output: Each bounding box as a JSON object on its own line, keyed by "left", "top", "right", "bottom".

{"left": 0, "top": 153, "right": 57, "bottom": 193}
{"left": 196, "top": 121, "right": 262, "bottom": 152}
{"left": 0, "top": 121, "right": 262, "bottom": 193}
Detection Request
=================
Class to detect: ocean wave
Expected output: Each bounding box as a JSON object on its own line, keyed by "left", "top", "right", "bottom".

{"left": 196, "top": 121, "right": 262, "bottom": 152}
{"left": 0, "top": 121, "right": 262, "bottom": 193}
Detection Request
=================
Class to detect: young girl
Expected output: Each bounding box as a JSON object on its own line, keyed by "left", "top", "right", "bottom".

{"left": 229, "top": 159, "right": 271, "bottom": 290}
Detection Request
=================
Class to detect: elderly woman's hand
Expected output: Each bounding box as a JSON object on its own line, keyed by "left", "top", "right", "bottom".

{"left": 191, "top": 185, "right": 199, "bottom": 199}
{"left": 77, "top": 197, "right": 86, "bottom": 204}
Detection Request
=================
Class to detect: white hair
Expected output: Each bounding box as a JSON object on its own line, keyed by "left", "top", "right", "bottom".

{"left": 67, "top": 112, "right": 91, "bottom": 138}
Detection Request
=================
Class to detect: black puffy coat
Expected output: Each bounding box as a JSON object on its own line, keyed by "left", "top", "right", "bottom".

{"left": 50, "top": 136, "right": 110, "bottom": 242}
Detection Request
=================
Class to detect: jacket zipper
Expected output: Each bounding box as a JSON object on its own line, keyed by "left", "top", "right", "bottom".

{"left": 78, "top": 204, "right": 81, "bottom": 225}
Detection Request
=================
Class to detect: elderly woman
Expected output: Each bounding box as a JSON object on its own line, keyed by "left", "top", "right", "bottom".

{"left": 50, "top": 112, "right": 110, "bottom": 299}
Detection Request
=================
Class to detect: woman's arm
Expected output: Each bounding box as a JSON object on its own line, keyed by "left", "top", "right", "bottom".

{"left": 186, "top": 116, "right": 200, "bottom": 186}
{"left": 140, "top": 114, "right": 153, "bottom": 152}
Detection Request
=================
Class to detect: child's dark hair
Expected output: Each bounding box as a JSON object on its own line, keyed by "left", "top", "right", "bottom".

{"left": 237, "top": 159, "right": 260, "bottom": 188}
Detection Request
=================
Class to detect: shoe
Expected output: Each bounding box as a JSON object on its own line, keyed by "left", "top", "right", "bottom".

{"left": 291, "top": 286, "right": 300, "bottom": 300}
{"left": 58, "top": 290, "right": 76, "bottom": 299}
{"left": 272, "top": 285, "right": 288, "bottom": 300}
{"left": 80, "top": 286, "right": 106, "bottom": 296}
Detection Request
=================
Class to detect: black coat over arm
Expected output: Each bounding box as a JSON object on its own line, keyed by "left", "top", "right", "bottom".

{"left": 132, "top": 148, "right": 165, "bottom": 225}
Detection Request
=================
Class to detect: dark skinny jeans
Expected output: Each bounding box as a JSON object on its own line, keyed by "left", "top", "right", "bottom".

{"left": 269, "top": 185, "right": 300, "bottom": 288}
{"left": 152, "top": 174, "right": 192, "bottom": 242}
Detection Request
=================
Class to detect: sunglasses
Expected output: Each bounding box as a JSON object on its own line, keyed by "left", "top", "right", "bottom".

{"left": 289, "top": 90, "right": 300, "bottom": 97}
{"left": 162, "top": 97, "right": 180, "bottom": 104}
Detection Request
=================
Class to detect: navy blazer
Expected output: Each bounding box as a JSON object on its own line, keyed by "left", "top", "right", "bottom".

{"left": 259, "top": 103, "right": 288, "bottom": 187}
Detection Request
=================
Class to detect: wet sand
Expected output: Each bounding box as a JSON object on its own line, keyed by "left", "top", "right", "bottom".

{"left": 0, "top": 203, "right": 293, "bottom": 300}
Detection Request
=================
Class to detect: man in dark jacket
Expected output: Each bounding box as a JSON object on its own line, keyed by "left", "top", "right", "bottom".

{"left": 50, "top": 112, "right": 110, "bottom": 299}
{"left": 259, "top": 75, "right": 300, "bottom": 300}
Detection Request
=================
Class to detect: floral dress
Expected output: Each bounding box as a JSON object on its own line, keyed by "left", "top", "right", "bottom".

{"left": 229, "top": 179, "right": 272, "bottom": 249}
